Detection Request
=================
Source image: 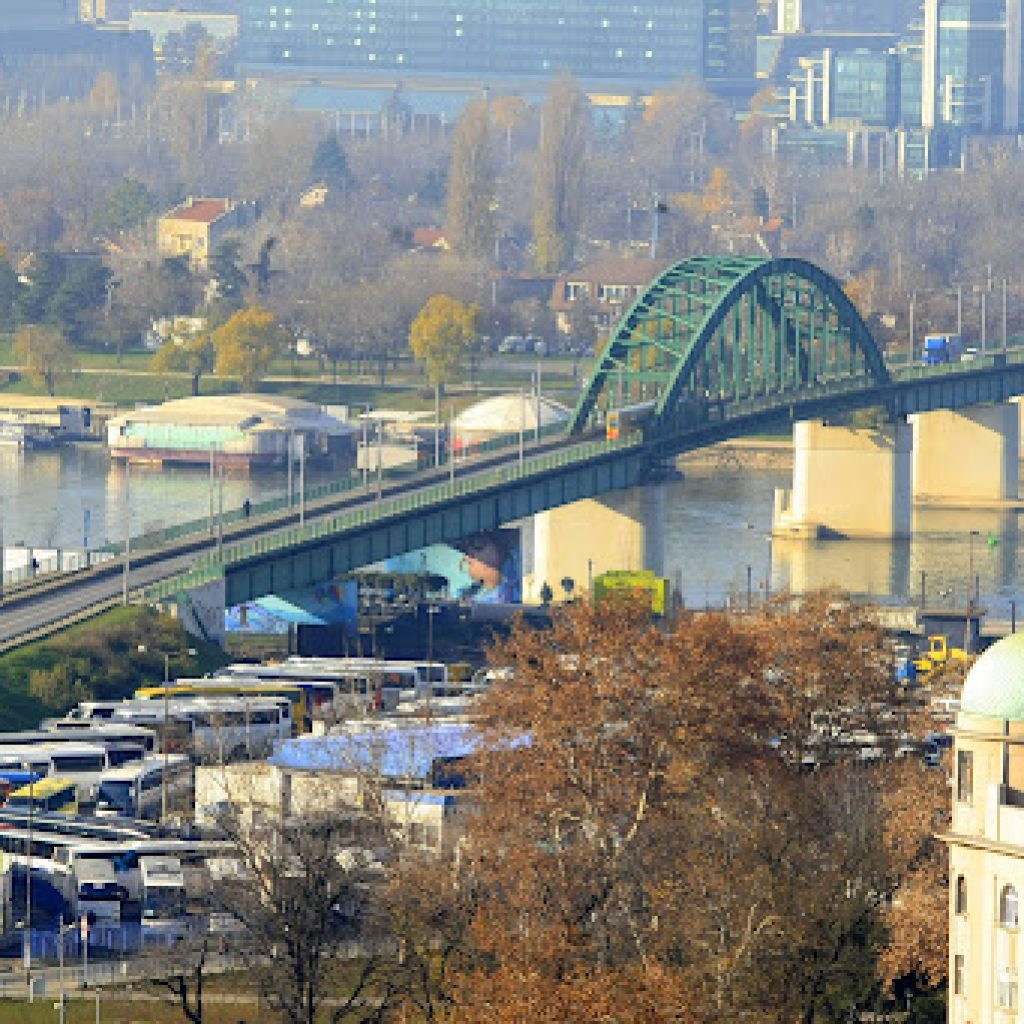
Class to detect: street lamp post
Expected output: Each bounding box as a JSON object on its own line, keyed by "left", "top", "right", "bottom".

{"left": 23, "top": 759, "right": 33, "bottom": 994}
{"left": 138, "top": 645, "right": 195, "bottom": 820}
{"left": 967, "top": 529, "right": 980, "bottom": 653}
{"left": 122, "top": 459, "right": 131, "bottom": 605}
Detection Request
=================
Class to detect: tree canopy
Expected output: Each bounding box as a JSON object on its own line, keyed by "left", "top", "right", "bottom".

{"left": 397, "top": 595, "right": 949, "bottom": 1024}
{"left": 211, "top": 305, "right": 290, "bottom": 390}
{"left": 445, "top": 98, "right": 495, "bottom": 258}
{"left": 14, "top": 323, "right": 75, "bottom": 396}
{"left": 408, "top": 293, "right": 480, "bottom": 391}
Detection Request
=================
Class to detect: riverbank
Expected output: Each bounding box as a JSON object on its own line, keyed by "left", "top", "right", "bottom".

{"left": 676, "top": 438, "right": 794, "bottom": 471}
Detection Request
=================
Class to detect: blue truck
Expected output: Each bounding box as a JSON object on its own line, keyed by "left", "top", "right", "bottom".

{"left": 922, "top": 333, "right": 963, "bottom": 365}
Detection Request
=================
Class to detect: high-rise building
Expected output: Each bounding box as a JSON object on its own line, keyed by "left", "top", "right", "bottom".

{"left": 0, "top": 0, "right": 76, "bottom": 30}
{"left": 238, "top": 0, "right": 755, "bottom": 92}
{"left": 920, "top": 0, "right": 1024, "bottom": 130}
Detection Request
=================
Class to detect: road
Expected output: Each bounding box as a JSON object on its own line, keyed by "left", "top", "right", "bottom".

{"left": 0, "top": 429, "right": 592, "bottom": 650}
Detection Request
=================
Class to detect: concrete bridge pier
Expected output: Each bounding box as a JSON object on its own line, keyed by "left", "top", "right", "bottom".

{"left": 910, "top": 404, "right": 1020, "bottom": 505}
{"left": 522, "top": 488, "right": 664, "bottom": 604}
{"left": 174, "top": 577, "right": 226, "bottom": 647}
{"left": 773, "top": 419, "right": 912, "bottom": 539}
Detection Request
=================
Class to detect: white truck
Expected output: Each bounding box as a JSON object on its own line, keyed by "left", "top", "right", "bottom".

{"left": 140, "top": 856, "right": 188, "bottom": 934}
{"left": 75, "top": 859, "right": 124, "bottom": 923}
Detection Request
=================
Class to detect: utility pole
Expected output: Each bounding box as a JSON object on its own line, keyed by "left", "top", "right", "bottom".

{"left": 957, "top": 284, "right": 963, "bottom": 336}
{"left": 434, "top": 384, "right": 441, "bottom": 466}
{"left": 518, "top": 389, "right": 525, "bottom": 469}
{"left": 162, "top": 652, "right": 170, "bottom": 820}
{"left": 535, "top": 362, "right": 542, "bottom": 443}
{"left": 908, "top": 293, "right": 915, "bottom": 366}
{"left": 24, "top": 761, "right": 33, "bottom": 995}
{"left": 449, "top": 403, "right": 456, "bottom": 485}
{"left": 208, "top": 445, "right": 215, "bottom": 535}
{"left": 298, "top": 439, "right": 305, "bottom": 526}
{"left": 217, "top": 466, "right": 224, "bottom": 559}
{"left": 122, "top": 460, "right": 131, "bottom": 605}
{"left": 376, "top": 420, "right": 383, "bottom": 500}
{"left": 287, "top": 431, "right": 294, "bottom": 507}
{"left": 1003, "top": 278, "right": 1008, "bottom": 349}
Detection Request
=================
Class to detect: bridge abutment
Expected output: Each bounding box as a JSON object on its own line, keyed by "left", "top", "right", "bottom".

{"left": 910, "top": 403, "right": 1020, "bottom": 505}
{"left": 523, "top": 489, "right": 663, "bottom": 603}
{"left": 773, "top": 419, "right": 912, "bottom": 539}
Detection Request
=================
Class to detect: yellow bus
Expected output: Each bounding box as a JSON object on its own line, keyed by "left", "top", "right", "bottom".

{"left": 134, "top": 681, "right": 308, "bottom": 734}
{"left": 6, "top": 776, "right": 79, "bottom": 815}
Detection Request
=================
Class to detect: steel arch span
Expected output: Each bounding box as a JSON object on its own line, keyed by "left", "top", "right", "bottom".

{"left": 567, "top": 256, "right": 890, "bottom": 436}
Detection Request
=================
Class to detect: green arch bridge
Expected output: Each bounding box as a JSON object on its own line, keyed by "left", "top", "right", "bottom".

{"left": 3, "top": 255, "right": 1024, "bottom": 642}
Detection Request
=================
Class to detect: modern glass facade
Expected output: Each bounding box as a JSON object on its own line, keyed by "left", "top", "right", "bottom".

{"left": 238, "top": 0, "right": 754, "bottom": 87}
{"left": 830, "top": 49, "right": 899, "bottom": 125}
{"left": 922, "top": 0, "right": 1015, "bottom": 128}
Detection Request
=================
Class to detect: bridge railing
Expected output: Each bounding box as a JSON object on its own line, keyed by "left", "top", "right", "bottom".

{"left": 143, "top": 430, "right": 644, "bottom": 602}
{"left": 99, "top": 420, "right": 568, "bottom": 560}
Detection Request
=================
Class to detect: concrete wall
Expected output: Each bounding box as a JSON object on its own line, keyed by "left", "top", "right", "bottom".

{"left": 178, "top": 577, "right": 226, "bottom": 648}
{"left": 773, "top": 419, "right": 912, "bottom": 539}
{"left": 522, "top": 488, "right": 664, "bottom": 603}
{"left": 911, "top": 404, "right": 1020, "bottom": 503}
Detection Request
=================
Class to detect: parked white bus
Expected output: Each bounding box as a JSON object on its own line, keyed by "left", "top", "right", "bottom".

{"left": 110, "top": 697, "right": 292, "bottom": 763}
{"left": 95, "top": 755, "right": 193, "bottom": 820}
{"left": 0, "top": 742, "right": 115, "bottom": 802}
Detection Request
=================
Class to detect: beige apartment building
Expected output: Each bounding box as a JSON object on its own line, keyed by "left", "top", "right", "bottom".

{"left": 157, "top": 197, "right": 252, "bottom": 268}
{"left": 947, "top": 633, "right": 1024, "bottom": 1023}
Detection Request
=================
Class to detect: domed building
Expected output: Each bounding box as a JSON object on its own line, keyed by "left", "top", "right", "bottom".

{"left": 452, "top": 394, "right": 570, "bottom": 454}
{"left": 948, "top": 632, "right": 1024, "bottom": 1022}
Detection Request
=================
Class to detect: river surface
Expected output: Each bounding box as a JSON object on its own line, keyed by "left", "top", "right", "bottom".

{"left": 0, "top": 444, "right": 1020, "bottom": 616}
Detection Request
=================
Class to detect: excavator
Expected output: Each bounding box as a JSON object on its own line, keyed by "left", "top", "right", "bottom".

{"left": 913, "top": 634, "right": 972, "bottom": 680}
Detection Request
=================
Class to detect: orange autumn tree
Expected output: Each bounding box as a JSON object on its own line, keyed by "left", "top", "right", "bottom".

{"left": 403, "top": 595, "right": 945, "bottom": 1024}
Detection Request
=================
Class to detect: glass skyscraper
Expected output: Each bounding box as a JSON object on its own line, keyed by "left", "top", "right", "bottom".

{"left": 238, "top": 0, "right": 755, "bottom": 89}
{"left": 921, "top": 0, "right": 1024, "bottom": 129}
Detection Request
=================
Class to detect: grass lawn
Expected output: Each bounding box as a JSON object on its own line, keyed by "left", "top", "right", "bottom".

{"left": 0, "top": 605, "right": 227, "bottom": 732}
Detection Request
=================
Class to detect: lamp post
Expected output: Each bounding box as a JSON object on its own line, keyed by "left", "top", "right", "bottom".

{"left": 23, "top": 759, "right": 33, "bottom": 993}
{"left": 967, "top": 529, "right": 980, "bottom": 653}
{"left": 122, "top": 459, "right": 131, "bottom": 605}
{"left": 138, "top": 645, "right": 196, "bottom": 820}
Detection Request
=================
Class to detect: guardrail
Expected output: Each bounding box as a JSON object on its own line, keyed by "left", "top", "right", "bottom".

{"left": 143, "top": 430, "right": 645, "bottom": 601}
{"left": 98, "top": 420, "right": 568, "bottom": 560}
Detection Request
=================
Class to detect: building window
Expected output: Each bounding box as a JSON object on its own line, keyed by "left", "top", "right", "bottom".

{"left": 955, "top": 874, "right": 967, "bottom": 914}
{"left": 957, "top": 749, "right": 973, "bottom": 803}
{"left": 1000, "top": 885, "right": 1019, "bottom": 929}
{"left": 998, "top": 968, "right": 1018, "bottom": 1009}
{"left": 954, "top": 954, "right": 964, "bottom": 995}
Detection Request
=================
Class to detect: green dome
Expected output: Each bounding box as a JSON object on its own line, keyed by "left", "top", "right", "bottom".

{"left": 961, "top": 633, "right": 1024, "bottom": 719}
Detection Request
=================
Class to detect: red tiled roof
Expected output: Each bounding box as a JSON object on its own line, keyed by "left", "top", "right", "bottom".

{"left": 164, "top": 199, "right": 232, "bottom": 224}
{"left": 413, "top": 227, "right": 446, "bottom": 248}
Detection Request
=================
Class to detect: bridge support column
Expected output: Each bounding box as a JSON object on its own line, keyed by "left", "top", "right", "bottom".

{"left": 911, "top": 404, "right": 1020, "bottom": 504}
{"left": 174, "top": 578, "right": 226, "bottom": 648}
{"left": 523, "top": 489, "right": 663, "bottom": 604}
{"left": 773, "top": 419, "right": 911, "bottom": 539}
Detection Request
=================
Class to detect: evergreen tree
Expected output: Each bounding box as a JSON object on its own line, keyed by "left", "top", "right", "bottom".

{"left": 309, "top": 134, "right": 352, "bottom": 189}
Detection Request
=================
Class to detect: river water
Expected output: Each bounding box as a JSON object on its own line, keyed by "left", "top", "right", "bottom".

{"left": 1, "top": 444, "right": 1020, "bottom": 616}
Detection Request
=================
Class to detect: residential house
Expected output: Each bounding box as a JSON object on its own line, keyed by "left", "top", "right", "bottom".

{"left": 157, "top": 197, "right": 255, "bottom": 269}
{"left": 548, "top": 257, "right": 670, "bottom": 335}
